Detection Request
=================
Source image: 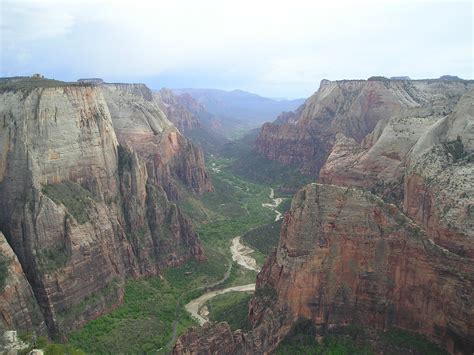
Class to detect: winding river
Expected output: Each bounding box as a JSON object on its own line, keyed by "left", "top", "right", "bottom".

{"left": 184, "top": 188, "right": 282, "bottom": 325}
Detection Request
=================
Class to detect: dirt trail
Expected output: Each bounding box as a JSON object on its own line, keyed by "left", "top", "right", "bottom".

{"left": 185, "top": 284, "right": 255, "bottom": 326}
{"left": 262, "top": 188, "right": 283, "bottom": 221}
{"left": 230, "top": 236, "right": 260, "bottom": 272}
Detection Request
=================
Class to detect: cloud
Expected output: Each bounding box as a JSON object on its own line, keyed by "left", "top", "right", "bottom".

{"left": 0, "top": 0, "right": 472, "bottom": 97}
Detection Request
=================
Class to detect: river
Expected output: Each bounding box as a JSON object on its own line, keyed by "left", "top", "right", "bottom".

{"left": 184, "top": 187, "right": 282, "bottom": 325}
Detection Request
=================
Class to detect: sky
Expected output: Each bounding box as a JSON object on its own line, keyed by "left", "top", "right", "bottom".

{"left": 0, "top": 0, "right": 472, "bottom": 98}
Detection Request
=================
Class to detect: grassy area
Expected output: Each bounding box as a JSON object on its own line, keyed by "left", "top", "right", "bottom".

{"left": 242, "top": 220, "right": 282, "bottom": 256}
{"left": 230, "top": 152, "right": 313, "bottom": 195}
{"left": 220, "top": 263, "right": 258, "bottom": 288}
{"left": 205, "top": 291, "right": 252, "bottom": 331}
{"left": 42, "top": 181, "right": 98, "bottom": 224}
{"left": 378, "top": 329, "right": 447, "bottom": 355}
{"left": 276, "top": 319, "right": 447, "bottom": 355}
{"left": 180, "top": 155, "right": 276, "bottom": 257}
{"left": 276, "top": 319, "right": 373, "bottom": 355}
{"left": 18, "top": 333, "right": 84, "bottom": 355}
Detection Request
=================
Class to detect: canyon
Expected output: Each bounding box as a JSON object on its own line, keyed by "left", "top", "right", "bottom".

{"left": 174, "top": 79, "right": 474, "bottom": 354}
{"left": 0, "top": 76, "right": 472, "bottom": 354}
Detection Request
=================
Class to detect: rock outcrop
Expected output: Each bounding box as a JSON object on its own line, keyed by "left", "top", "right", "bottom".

{"left": 0, "top": 79, "right": 207, "bottom": 337}
{"left": 174, "top": 80, "right": 473, "bottom": 355}
{"left": 175, "top": 184, "right": 474, "bottom": 355}
{"left": 404, "top": 88, "right": 474, "bottom": 259}
{"left": 251, "top": 184, "right": 473, "bottom": 353}
{"left": 0, "top": 232, "right": 42, "bottom": 333}
{"left": 155, "top": 89, "right": 202, "bottom": 132}
{"left": 102, "top": 84, "right": 212, "bottom": 197}
{"left": 256, "top": 78, "right": 473, "bottom": 175}
{"left": 319, "top": 88, "right": 474, "bottom": 256}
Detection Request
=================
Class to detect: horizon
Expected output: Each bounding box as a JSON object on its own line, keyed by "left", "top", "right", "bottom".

{"left": 1, "top": 0, "right": 472, "bottom": 98}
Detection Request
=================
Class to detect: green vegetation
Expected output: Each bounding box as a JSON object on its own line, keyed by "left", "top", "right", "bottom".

{"left": 180, "top": 155, "right": 277, "bottom": 258}
{"left": 276, "top": 320, "right": 447, "bottom": 355}
{"left": 205, "top": 291, "right": 252, "bottom": 331}
{"left": 220, "top": 263, "right": 257, "bottom": 289}
{"left": 444, "top": 136, "right": 469, "bottom": 162}
{"left": 230, "top": 153, "right": 312, "bottom": 194}
{"left": 0, "top": 251, "right": 9, "bottom": 291}
{"left": 216, "top": 129, "right": 312, "bottom": 194}
{"left": 18, "top": 334, "right": 84, "bottom": 355}
{"left": 242, "top": 220, "right": 282, "bottom": 255}
{"left": 37, "top": 246, "right": 69, "bottom": 273}
{"left": 42, "top": 181, "right": 98, "bottom": 224}
{"left": 69, "top": 277, "right": 195, "bottom": 353}
{"left": 67, "top": 141, "right": 294, "bottom": 352}
{"left": 276, "top": 319, "right": 373, "bottom": 355}
{"left": 379, "top": 328, "right": 447, "bottom": 355}
{"left": 0, "top": 77, "right": 89, "bottom": 97}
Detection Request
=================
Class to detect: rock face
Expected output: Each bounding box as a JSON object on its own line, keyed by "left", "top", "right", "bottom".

{"left": 154, "top": 88, "right": 230, "bottom": 154}
{"left": 319, "top": 88, "right": 474, "bottom": 257}
{"left": 404, "top": 89, "right": 474, "bottom": 259}
{"left": 102, "top": 84, "right": 212, "bottom": 197}
{"left": 175, "top": 184, "right": 474, "bottom": 354}
{"left": 0, "top": 232, "right": 42, "bottom": 333}
{"left": 174, "top": 80, "right": 473, "bottom": 355}
{"left": 255, "top": 79, "right": 473, "bottom": 175}
{"left": 0, "top": 80, "right": 207, "bottom": 337}
{"left": 155, "top": 89, "right": 202, "bottom": 132}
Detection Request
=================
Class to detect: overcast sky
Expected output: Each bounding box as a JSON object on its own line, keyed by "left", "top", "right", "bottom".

{"left": 1, "top": 0, "right": 472, "bottom": 98}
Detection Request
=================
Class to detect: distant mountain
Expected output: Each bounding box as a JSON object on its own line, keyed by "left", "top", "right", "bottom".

{"left": 172, "top": 88, "right": 305, "bottom": 124}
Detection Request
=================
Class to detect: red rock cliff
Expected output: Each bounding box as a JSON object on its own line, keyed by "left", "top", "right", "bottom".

{"left": 256, "top": 79, "right": 473, "bottom": 175}
{"left": 175, "top": 184, "right": 474, "bottom": 354}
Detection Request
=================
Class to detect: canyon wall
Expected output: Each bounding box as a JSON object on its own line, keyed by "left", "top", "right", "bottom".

{"left": 255, "top": 79, "right": 473, "bottom": 175}
{"left": 175, "top": 184, "right": 473, "bottom": 354}
{"left": 0, "top": 80, "right": 208, "bottom": 337}
{"left": 103, "top": 84, "right": 212, "bottom": 198}
{"left": 174, "top": 81, "right": 473, "bottom": 355}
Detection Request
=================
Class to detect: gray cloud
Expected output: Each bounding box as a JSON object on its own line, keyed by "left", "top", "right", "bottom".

{"left": 1, "top": 0, "right": 472, "bottom": 97}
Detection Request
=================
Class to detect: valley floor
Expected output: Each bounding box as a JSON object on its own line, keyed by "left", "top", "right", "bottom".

{"left": 67, "top": 154, "right": 287, "bottom": 353}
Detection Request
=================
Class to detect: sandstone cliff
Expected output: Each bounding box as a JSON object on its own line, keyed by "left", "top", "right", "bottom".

{"left": 404, "top": 88, "right": 474, "bottom": 259}
{"left": 0, "top": 79, "right": 206, "bottom": 337}
{"left": 155, "top": 89, "right": 202, "bottom": 132}
{"left": 319, "top": 88, "right": 474, "bottom": 256}
{"left": 256, "top": 79, "right": 473, "bottom": 175}
{"left": 174, "top": 184, "right": 474, "bottom": 354}
{"left": 154, "top": 88, "right": 230, "bottom": 154}
{"left": 102, "top": 84, "right": 212, "bottom": 198}
{"left": 0, "top": 232, "right": 42, "bottom": 333}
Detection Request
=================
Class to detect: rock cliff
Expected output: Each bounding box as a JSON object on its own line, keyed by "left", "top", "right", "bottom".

{"left": 102, "top": 83, "right": 212, "bottom": 197}
{"left": 404, "top": 88, "right": 474, "bottom": 259}
{"left": 0, "top": 232, "right": 42, "bottom": 333}
{"left": 155, "top": 89, "right": 201, "bottom": 132}
{"left": 175, "top": 184, "right": 473, "bottom": 354}
{"left": 0, "top": 79, "right": 206, "bottom": 337}
{"left": 255, "top": 79, "right": 473, "bottom": 175}
{"left": 319, "top": 88, "right": 474, "bottom": 257}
